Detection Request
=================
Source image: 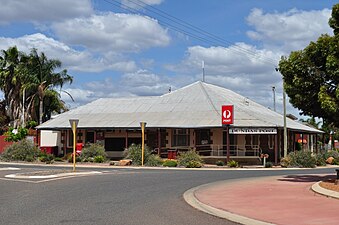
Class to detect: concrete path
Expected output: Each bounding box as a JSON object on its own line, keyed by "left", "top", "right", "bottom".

{"left": 186, "top": 174, "right": 339, "bottom": 225}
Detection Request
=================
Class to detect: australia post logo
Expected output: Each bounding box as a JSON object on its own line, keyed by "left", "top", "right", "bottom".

{"left": 222, "top": 105, "right": 234, "bottom": 125}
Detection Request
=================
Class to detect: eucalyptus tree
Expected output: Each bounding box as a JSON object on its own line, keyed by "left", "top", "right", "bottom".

{"left": 279, "top": 4, "right": 339, "bottom": 127}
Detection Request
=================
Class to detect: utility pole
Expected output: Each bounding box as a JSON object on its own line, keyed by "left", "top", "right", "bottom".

{"left": 272, "top": 86, "right": 276, "bottom": 112}
{"left": 275, "top": 68, "right": 287, "bottom": 158}
{"left": 283, "top": 90, "right": 287, "bottom": 157}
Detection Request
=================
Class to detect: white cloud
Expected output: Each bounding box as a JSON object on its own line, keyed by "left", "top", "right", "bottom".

{"left": 121, "top": 0, "right": 164, "bottom": 10}
{"left": 52, "top": 12, "right": 170, "bottom": 53}
{"left": 0, "top": 33, "right": 137, "bottom": 73}
{"left": 246, "top": 8, "right": 332, "bottom": 51}
{"left": 0, "top": 0, "right": 93, "bottom": 24}
{"left": 183, "top": 44, "right": 279, "bottom": 74}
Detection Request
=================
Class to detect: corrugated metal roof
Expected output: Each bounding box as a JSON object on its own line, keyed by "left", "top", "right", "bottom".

{"left": 37, "top": 81, "right": 322, "bottom": 133}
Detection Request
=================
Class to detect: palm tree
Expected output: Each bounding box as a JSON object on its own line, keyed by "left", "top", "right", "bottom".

{"left": 0, "top": 46, "right": 26, "bottom": 127}
{"left": 23, "top": 49, "right": 73, "bottom": 124}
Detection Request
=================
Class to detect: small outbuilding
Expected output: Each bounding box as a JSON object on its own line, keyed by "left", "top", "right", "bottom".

{"left": 37, "top": 81, "right": 322, "bottom": 164}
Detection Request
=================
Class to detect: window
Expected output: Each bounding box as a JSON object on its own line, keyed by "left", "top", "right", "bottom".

{"left": 172, "top": 129, "right": 190, "bottom": 147}
{"left": 86, "top": 131, "right": 95, "bottom": 144}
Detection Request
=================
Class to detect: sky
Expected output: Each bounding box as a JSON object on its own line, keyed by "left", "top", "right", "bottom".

{"left": 0, "top": 0, "right": 337, "bottom": 118}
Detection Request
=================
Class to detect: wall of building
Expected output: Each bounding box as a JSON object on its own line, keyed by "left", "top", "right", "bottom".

{"left": 211, "top": 128, "right": 222, "bottom": 148}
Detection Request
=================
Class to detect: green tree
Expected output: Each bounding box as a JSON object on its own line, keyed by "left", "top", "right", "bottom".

{"left": 0, "top": 46, "right": 26, "bottom": 127}
{"left": 22, "top": 48, "right": 73, "bottom": 124}
{"left": 0, "top": 47, "right": 73, "bottom": 127}
{"left": 279, "top": 4, "right": 339, "bottom": 127}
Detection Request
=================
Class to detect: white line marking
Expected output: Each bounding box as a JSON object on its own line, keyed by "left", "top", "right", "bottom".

{"left": 0, "top": 167, "right": 21, "bottom": 171}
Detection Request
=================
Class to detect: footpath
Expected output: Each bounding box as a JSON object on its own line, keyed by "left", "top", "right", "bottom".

{"left": 184, "top": 174, "right": 339, "bottom": 225}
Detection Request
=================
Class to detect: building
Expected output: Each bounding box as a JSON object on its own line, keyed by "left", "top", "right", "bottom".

{"left": 37, "top": 81, "right": 322, "bottom": 164}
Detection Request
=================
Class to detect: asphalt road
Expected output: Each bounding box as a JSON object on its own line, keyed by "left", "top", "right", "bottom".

{"left": 0, "top": 164, "right": 336, "bottom": 225}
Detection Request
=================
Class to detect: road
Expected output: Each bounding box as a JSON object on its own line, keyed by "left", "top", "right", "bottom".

{"left": 0, "top": 164, "right": 336, "bottom": 225}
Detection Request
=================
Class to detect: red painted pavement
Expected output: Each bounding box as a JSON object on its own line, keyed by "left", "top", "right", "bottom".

{"left": 195, "top": 174, "right": 339, "bottom": 225}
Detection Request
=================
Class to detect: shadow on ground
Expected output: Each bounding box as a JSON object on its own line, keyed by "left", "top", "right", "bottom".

{"left": 278, "top": 174, "right": 335, "bottom": 183}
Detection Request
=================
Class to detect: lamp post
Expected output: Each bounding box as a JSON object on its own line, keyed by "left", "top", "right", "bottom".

{"left": 140, "top": 122, "right": 147, "bottom": 166}
{"left": 69, "top": 119, "right": 79, "bottom": 172}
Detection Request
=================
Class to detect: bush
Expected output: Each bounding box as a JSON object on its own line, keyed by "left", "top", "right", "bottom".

{"left": 123, "top": 144, "right": 152, "bottom": 166}
{"left": 227, "top": 160, "right": 238, "bottom": 168}
{"left": 286, "top": 151, "right": 317, "bottom": 168}
{"left": 318, "top": 150, "right": 339, "bottom": 164}
{"left": 280, "top": 156, "right": 291, "bottom": 167}
{"left": 4, "top": 127, "right": 28, "bottom": 142}
{"left": 216, "top": 160, "right": 225, "bottom": 166}
{"left": 186, "top": 160, "right": 203, "bottom": 168}
{"left": 67, "top": 153, "right": 81, "bottom": 163}
{"left": 145, "top": 154, "right": 163, "bottom": 167}
{"left": 177, "top": 149, "right": 204, "bottom": 168}
{"left": 80, "top": 143, "right": 107, "bottom": 162}
{"left": 265, "top": 161, "right": 273, "bottom": 168}
{"left": 38, "top": 153, "right": 54, "bottom": 164}
{"left": 0, "top": 139, "right": 40, "bottom": 161}
{"left": 54, "top": 157, "right": 63, "bottom": 162}
{"left": 94, "top": 155, "right": 105, "bottom": 163}
{"left": 315, "top": 154, "right": 327, "bottom": 166}
{"left": 162, "top": 159, "right": 178, "bottom": 167}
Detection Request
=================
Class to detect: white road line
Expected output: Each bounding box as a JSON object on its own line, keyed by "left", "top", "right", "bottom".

{"left": 0, "top": 167, "right": 21, "bottom": 171}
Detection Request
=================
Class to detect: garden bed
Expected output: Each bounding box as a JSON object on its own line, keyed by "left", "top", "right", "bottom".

{"left": 319, "top": 179, "right": 339, "bottom": 192}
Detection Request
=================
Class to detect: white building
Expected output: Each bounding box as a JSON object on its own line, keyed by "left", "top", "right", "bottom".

{"left": 37, "top": 81, "right": 322, "bottom": 164}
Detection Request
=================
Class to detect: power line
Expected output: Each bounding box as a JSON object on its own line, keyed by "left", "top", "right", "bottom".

{"left": 129, "top": 0, "right": 277, "bottom": 65}
{"left": 103, "top": 0, "right": 278, "bottom": 66}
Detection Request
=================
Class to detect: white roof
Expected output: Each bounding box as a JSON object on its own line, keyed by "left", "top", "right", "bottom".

{"left": 37, "top": 81, "right": 322, "bottom": 133}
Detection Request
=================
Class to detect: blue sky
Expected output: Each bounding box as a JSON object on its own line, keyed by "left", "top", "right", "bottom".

{"left": 0, "top": 0, "right": 337, "bottom": 118}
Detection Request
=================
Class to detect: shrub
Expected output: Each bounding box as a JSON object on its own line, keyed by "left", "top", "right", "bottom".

{"left": 145, "top": 154, "right": 163, "bottom": 167}
{"left": 94, "top": 155, "right": 105, "bottom": 163}
{"left": 265, "top": 162, "right": 273, "bottom": 168}
{"left": 80, "top": 143, "right": 107, "bottom": 162}
{"left": 123, "top": 144, "right": 152, "bottom": 166}
{"left": 0, "top": 139, "right": 40, "bottom": 161}
{"left": 318, "top": 151, "right": 339, "bottom": 164}
{"left": 288, "top": 151, "right": 316, "bottom": 168}
{"left": 315, "top": 154, "right": 327, "bottom": 166}
{"left": 186, "top": 160, "right": 203, "bottom": 168}
{"left": 177, "top": 149, "right": 204, "bottom": 168}
{"left": 227, "top": 160, "right": 238, "bottom": 168}
{"left": 280, "top": 156, "right": 291, "bottom": 167}
{"left": 216, "top": 160, "right": 225, "bottom": 166}
{"left": 162, "top": 159, "right": 178, "bottom": 167}
{"left": 4, "top": 127, "right": 28, "bottom": 142}
{"left": 38, "top": 153, "right": 54, "bottom": 164}
{"left": 54, "top": 157, "right": 63, "bottom": 162}
{"left": 67, "top": 153, "right": 81, "bottom": 163}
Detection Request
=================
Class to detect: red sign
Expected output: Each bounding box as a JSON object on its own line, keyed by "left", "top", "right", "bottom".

{"left": 222, "top": 105, "right": 234, "bottom": 125}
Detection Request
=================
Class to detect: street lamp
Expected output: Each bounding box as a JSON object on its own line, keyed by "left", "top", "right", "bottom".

{"left": 140, "top": 122, "right": 147, "bottom": 166}
{"left": 69, "top": 119, "right": 79, "bottom": 172}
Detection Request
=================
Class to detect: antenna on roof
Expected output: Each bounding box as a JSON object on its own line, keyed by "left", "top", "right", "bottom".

{"left": 202, "top": 60, "right": 205, "bottom": 82}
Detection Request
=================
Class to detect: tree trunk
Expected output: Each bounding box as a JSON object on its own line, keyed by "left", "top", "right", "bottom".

{"left": 39, "top": 99, "right": 43, "bottom": 124}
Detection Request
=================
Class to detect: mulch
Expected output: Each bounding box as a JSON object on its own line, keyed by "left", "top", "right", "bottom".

{"left": 319, "top": 179, "right": 339, "bottom": 192}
